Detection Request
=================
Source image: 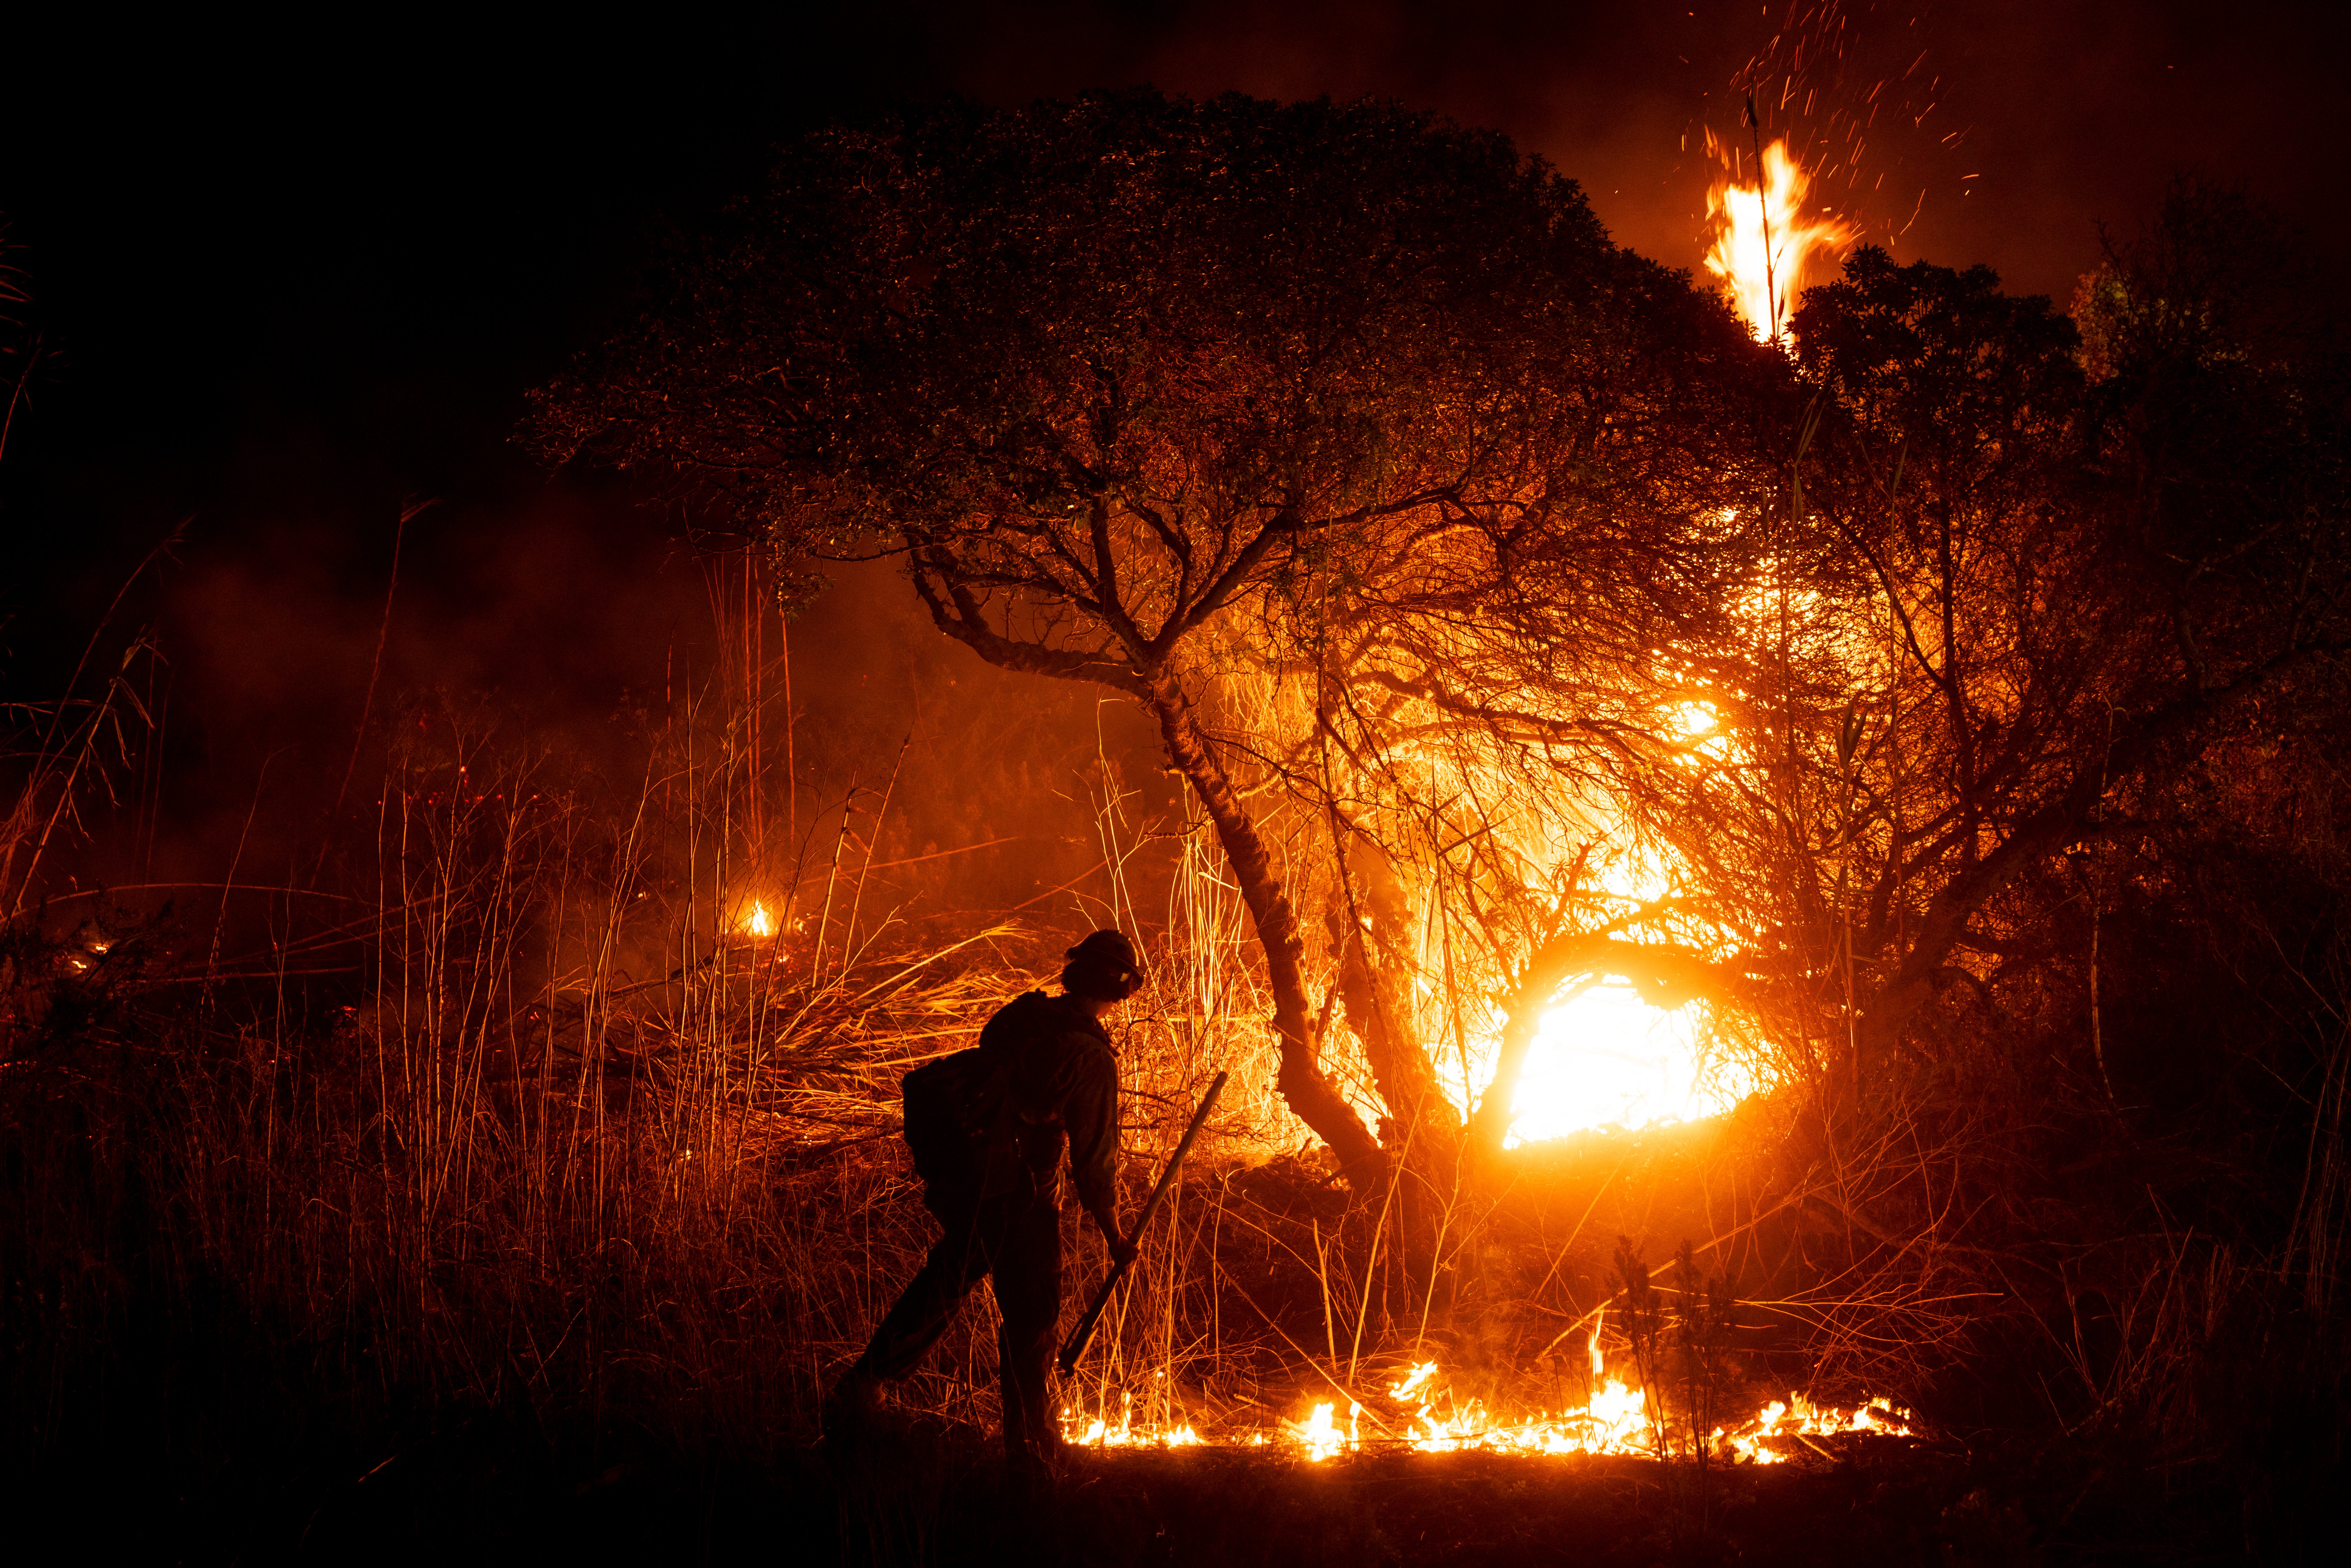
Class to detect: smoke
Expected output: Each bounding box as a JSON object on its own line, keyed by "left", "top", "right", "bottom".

{"left": 21, "top": 467, "right": 1176, "bottom": 967}
{"left": 12, "top": 0, "right": 2338, "bottom": 964}
{"left": 765, "top": 553, "right": 1181, "bottom": 928}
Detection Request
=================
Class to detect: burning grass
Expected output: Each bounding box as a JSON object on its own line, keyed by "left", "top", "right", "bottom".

{"left": 3, "top": 747, "right": 2340, "bottom": 1563}
{"left": 7, "top": 542, "right": 2349, "bottom": 1562}
{"left": 0, "top": 710, "right": 1935, "bottom": 1514}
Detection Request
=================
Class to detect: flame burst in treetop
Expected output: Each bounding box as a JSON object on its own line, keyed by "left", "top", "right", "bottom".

{"left": 1703, "top": 135, "right": 1856, "bottom": 342}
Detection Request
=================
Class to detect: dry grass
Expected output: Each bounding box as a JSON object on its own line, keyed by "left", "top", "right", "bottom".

{"left": 4, "top": 600, "right": 2347, "bottom": 1567}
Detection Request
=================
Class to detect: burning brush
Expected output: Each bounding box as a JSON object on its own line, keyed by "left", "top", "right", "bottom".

{"left": 1065, "top": 1312, "right": 1917, "bottom": 1464}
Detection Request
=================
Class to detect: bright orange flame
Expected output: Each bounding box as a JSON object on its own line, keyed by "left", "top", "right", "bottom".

{"left": 1061, "top": 1360, "right": 1915, "bottom": 1464}
{"left": 1704, "top": 139, "right": 1854, "bottom": 343}
{"left": 1505, "top": 988, "right": 1758, "bottom": 1144}
{"left": 743, "top": 901, "right": 773, "bottom": 938}
{"left": 1059, "top": 1390, "right": 1204, "bottom": 1449}
{"left": 1286, "top": 1370, "right": 1909, "bottom": 1462}
{"left": 1392, "top": 1362, "right": 1440, "bottom": 1401}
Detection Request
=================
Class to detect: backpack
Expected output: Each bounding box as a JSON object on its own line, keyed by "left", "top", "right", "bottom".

{"left": 900, "top": 990, "right": 1059, "bottom": 1189}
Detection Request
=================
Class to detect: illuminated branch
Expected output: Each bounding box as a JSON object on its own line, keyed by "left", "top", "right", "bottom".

{"left": 1857, "top": 638, "right": 2346, "bottom": 1053}
{"left": 908, "top": 554, "right": 1147, "bottom": 697}
{"left": 1143, "top": 669, "right": 1383, "bottom": 1175}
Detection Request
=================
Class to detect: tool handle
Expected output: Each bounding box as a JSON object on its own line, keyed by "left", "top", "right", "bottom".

{"left": 1057, "top": 1069, "right": 1227, "bottom": 1375}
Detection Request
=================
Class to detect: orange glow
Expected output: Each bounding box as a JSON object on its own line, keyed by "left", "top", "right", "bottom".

{"left": 1505, "top": 988, "right": 1759, "bottom": 1145}
{"left": 742, "top": 901, "right": 773, "bottom": 939}
{"left": 1062, "top": 1359, "right": 1914, "bottom": 1462}
{"left": 1059, "top": 1390, "right": 1204, "bottom": 1449}
{"left": 1291, "top": 1400, "right": 1359, "bottom": 1461}
{"left": 1704, "top": 139, "right": 1855, "bottom": 343}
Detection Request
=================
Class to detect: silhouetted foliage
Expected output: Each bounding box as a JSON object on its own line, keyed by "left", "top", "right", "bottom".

{"left": 531, "top": 90, "right": 1764, "bottom": 1179}
{"left": 526, "top": 123, "right": 2351, "bottom": 1551}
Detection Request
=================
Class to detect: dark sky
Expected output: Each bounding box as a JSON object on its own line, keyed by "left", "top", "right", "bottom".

{"left": 1, "top": 1, "right": 2341, "bottom": 889}
{"left": 8, "top": 2, "right": 2338, "bottom": 590}
{"left": 921, "top": 0, "right": 2348, "bottom": 301}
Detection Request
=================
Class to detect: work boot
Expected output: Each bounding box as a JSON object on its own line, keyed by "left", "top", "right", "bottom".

{"left": 820, "top": 1366, "right": 885, "bottom": 1446}
{"left": 1005, "top": 1423, "right": 1066, "bottom": 1496}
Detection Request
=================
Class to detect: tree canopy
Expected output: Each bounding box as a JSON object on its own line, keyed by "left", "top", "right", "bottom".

{"left": 531, "top": 90, "right": 1766, "bottom": 1175}
{"left": 534, "top": 101, "right": 2348, "bottom": 1280}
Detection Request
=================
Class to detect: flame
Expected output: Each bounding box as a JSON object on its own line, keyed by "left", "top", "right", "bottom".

{"left": 1385, "top": 1377, "right": 1657, "bottom": 1457}
{"left": 1719, "top": 1394, "right": 1914, "bottom": 1465}
{"left": 1062, "top": 1362, "right": 1914, "bottom": 1465}
{"left": 1703, "top": 138, "right": 1854, "bottom": 343}
{"left": 1290, "top": 1401, "right": 1356, "bottom": 1461}
{"left": 1390, "top": 1362, "right": 1440, "bottom": 1401}
{"left": 1435, "top": 823, "right": 1765, "bottom": 1146}
{"left": 743, "top": 901, "right": 773, "bottom": 939}
{"left": 1504, "top": 987, "right": 1759, "bottom": 1144}
{"left": 1294, "top": 1374, "right": 1910, "bottom": 1463}
{"left": 1059, "top": 1390, "right": 1205, "bottom": 1449}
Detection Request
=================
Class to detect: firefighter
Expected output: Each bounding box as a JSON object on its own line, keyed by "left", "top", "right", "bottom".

{"left": 825, "top": 930, "right": 1141, "bottom": 1473}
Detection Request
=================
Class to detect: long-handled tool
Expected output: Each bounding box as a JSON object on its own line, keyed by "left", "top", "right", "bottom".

{"left": 1057, "top": 1069, "right": 1227, "bottom": 1375}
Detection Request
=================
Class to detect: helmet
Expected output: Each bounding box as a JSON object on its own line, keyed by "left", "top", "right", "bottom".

{"left": 1062, "top": 929, "right": 1143, "bottom": 1001}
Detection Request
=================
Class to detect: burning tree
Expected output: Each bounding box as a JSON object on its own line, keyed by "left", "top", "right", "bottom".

{"left": 529, "top": 90, "right": 1767, "bottom": 1189}
{"left": 531, "top": 90, "right": 2351, "bottom": 1449}
{"left": 1573, "top": 223, "right": 2351, "bottom": 1372}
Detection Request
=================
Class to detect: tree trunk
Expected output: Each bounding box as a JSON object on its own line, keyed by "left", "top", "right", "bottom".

{"left": 1325, "top": 837, "right": 1456, "bottom": 1148}
{"left": 1326, "top": 897, "right": 1458, "bottom": 1294}
{"left": 1144, "top": 671, "right": 1384, "bottom": 1181}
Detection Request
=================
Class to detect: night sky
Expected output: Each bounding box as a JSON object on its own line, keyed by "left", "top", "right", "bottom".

{"left": 3, "top": 1, "right": 2341, "bottom": 883}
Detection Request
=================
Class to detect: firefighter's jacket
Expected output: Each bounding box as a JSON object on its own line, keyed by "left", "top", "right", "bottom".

{"left": 995, "top": 992, "right": 1119, "bottom": 1215}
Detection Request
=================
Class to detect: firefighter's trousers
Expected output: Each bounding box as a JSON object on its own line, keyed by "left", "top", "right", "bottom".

{"left": 854, "top": 1180, "right": 1062, "bottom": 1463}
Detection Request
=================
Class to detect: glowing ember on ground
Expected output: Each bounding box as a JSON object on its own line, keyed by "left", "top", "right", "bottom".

{"left": 1062, "top": 1363, "right": 1914, "bottom": 1462}
{"left": 1719, "top": 1395, "right": 1916, "bottom": 1465}
{"left": 1703, "top": 137, "right": 1855, "bottom": 343}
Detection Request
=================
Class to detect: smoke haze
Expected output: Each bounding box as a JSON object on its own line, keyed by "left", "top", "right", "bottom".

{"left": 3, "top": 1, "right": 2337, "bottom": 936}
